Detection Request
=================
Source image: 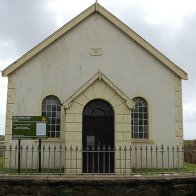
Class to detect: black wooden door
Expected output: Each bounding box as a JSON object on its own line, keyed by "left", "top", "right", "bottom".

{"left": 82, "top": 100, "right": 114, "bottom": 173}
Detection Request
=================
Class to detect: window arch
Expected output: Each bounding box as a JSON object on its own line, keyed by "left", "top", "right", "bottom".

{"left": 83, "top": 99, "right": 113, "bottom": 117}
{"left": 42, "top": 95, "right": 61, "bottom": 138}
{"left": 131, "top": 97, "right": 148, "bottom": 139}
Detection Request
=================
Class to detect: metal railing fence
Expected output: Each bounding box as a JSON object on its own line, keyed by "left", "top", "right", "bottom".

{"left": 0, "top": 144, "right": 196, "bottom": 176}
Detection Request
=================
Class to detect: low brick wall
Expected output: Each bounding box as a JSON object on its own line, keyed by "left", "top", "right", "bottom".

{"left": 0, "top": 175, "right": 196, "bottom": 195}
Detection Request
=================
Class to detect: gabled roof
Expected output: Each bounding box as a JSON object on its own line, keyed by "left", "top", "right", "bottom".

{"left": 63, "top": 71, "right": 135, "bottom": 109}
{"left": 2, "top": 3, "right": 188, "bottom": 79}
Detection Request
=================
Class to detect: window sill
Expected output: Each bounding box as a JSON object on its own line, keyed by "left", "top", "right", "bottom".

{"left": 35, "top": 138, "right": 65, "bottom": 143}
{"left": 132, "top": 139, "right": 154, "bottom": 144}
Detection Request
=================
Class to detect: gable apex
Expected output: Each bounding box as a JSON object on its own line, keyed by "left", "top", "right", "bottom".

{"left": 2, "top": 3, "right": 187, "bottom": 80}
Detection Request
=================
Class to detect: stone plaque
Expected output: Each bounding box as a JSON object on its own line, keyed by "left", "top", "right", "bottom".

{"left": 89, "top": 48, "right": 103, "bottom": 56}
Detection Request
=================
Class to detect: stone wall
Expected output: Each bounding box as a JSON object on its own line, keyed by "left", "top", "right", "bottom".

{"left": 0, "top": 176, "right": 196, "bottom": 196}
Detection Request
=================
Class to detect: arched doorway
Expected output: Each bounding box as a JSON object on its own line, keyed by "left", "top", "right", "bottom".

{"left": 82, "top": 99, "right": 114, "bottom": 173}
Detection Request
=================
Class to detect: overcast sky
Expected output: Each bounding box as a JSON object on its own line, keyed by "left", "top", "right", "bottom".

{"left": 0, "top": 0, "right": 196, "bottom": 139}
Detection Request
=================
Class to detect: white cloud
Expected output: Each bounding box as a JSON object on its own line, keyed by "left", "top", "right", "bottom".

{"left": 0, "top": 77, "right": 7, "bottom": 135}
{"left": 47, "top": 0, "right": 95, "bottom": 27}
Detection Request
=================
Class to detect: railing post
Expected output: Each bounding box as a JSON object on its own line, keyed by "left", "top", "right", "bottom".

{"left": 64, "top": 145, "right": 67, "bottom": 175}
{"left": 15, "top": 145, "right": 17, "bottom": 171}
{"left": 92, "top": 145, "right": 95, "bottom": 174}
{"left": 48, "top": 145, "right": 51, "bottom": 174}
{"left": 97, "top": 145, "right": 100, "bottom": 174}
{"left": 125, "top": 146, "right": 127, "bottom": 174}
{"left": 140, "top": 146, "right": 143, "bottom": 174}
{"left": 172, "top": 146, "right": 175, "bottom": 169}
{"left": 42, "top": 145, "right": 45, "bottom": 170}
{"left": 155, "top": 146, "right": 158, "bottom": 168}
{"left": 38, "top": 139, "right": 41, "bottom": 173}
{"left": 145, "top": 146, "right": 148, "bottom": 169}
{"left": 177, "top": 145, "right": 179, "bottom": 171}
{"left": 31, "top": 145, "right": 34, "bottom": 172}
{"left": 18, "top": 139, "right": 21, "bottom": 173}
{"left": 70, "top": 146, "right": 73, "bottom": 174}
{"left": 129, "top": 146, "right": 132, "bottom": 174}
{"left": 86, "top": 145, "right": 89, "bottom": 174}
{"left": 108, "top": 145, "right": 111, "bottom": 174}
{"left": 9, "top": 145, "right": 12, "bottom": 170}
{"left": 75, "top": 146, "right": 78, "bottom": 174}
{"left": 167, "top": 146, "right": 169, "bottom": 170}
{"left": 103, "top": 145, "right": 106, "bottom": 173}
{"left": 150, "top": 146, "right": 153, "bottom": 168}
{"left": 25, "top": 145, "right": 28, "bottom": 174}
{"left": 135, "top": 146, "right": 138, "bottom": 169}
{"left": 119, "top": 146, "right": 122, "bottom": 174}
{"left": 54, "top": 145, "right": 56, "bottom": 173}
{"left": 59, "top": 145, "right": 62, "bottom": 176}
{"left": 161, "top": 144, "right": 164, "bottom": 170}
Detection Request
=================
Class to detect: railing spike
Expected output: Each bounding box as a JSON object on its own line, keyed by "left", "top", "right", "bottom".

{"left": 97, "top": 144, "right": 100, "bottom": 151}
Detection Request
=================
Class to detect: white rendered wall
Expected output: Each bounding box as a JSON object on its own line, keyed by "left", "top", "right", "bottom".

{"left": 6, "top": 13, "right": 182, "bottom": 148}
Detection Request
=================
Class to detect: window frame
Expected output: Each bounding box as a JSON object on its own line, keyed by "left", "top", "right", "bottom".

{"left": 42, "top": 95, "right": 61, "bottom": 138}
{"left": 131, "top": 97, "right": 148, "bottom": 139}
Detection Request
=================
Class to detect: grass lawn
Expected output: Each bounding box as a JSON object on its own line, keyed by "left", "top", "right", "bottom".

{"left": 132, "top": 163, "right": 196, "bottom": 174}
{"left": 0, "top": 154, "right": 4, "bottom": 173}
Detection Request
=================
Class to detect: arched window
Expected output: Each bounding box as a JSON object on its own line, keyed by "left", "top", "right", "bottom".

{"left": 42, "top": 95, "right": 61, "bottom": 138}
{"left": 131, "top": 97, "right": 148, "bottom": 139}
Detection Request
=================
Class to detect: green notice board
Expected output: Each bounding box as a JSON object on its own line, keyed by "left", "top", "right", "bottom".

{"left": 12, "top": 116, "right": 47, "bottom": 139}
